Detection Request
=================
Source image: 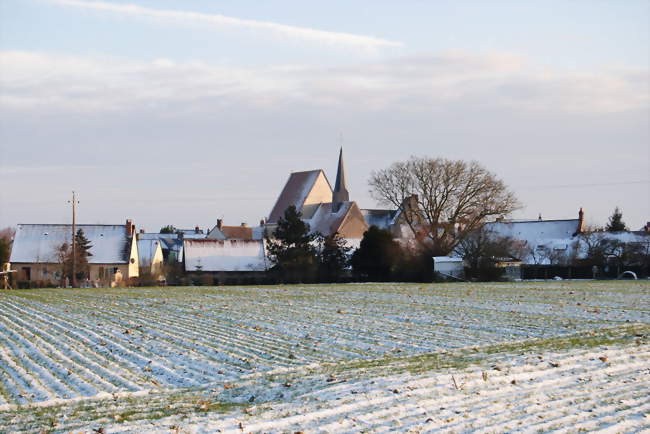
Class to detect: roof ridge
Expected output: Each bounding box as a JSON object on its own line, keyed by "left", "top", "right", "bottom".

{"left": 17, "top": 223, "right": 126, "bottom": 227}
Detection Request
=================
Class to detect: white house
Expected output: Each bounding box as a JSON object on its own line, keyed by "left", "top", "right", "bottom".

{"left": 9, "top": 220, "right": 139, "bottom": 287}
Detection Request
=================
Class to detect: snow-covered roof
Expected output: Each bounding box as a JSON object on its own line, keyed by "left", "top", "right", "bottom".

{"left": 485, "top": 219, "right": 581, "bottom": 242}
{"left": 183, "top": 239, "right": 267, "bottom": 272}
{"left": 305, "top": 202, "right": 350, "bottom": 235}
{"left": 361, "top": 209, "right": 400, "bottom": 230}
{"left": 598, "top": 231, "right": 650, "bottom": 243}
{"left": 251, "top": 225, "right": 265, "bottom": 240}
{"left": 178, "top": 228, "right": 204, "bottom": 235}
{"left": 206, "top": 225, "right": 227, "bottom": 240}
{"left": 433, "top": 256, "right": 464, "bottom": 263}
{"left": 268, "top": 170, "right": 331, "bottom": 223}
{"left": 137, "top": 239, "right": 162, "bottom": 268}
{"left": 10, "top": 224, "right": 131, "bottom": 264}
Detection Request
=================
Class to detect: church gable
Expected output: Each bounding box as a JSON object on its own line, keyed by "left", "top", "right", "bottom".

{"left": 306, "top": 201, "right": 368, "bottom": 239}
{"left": 337, "top": 202, "right": 369, "bottom": 239}
{"left": 267, "top": 169, "right": 332, "bottom": 223}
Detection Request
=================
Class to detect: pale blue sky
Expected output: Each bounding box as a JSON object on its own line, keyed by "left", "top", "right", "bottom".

{"left": 0, "top": 0, "right": 648, "bottom": 230}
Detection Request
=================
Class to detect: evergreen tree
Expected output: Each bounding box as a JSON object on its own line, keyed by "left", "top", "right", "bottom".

{"left": 351, "top": 226, "right": 400, "bottom": 281}
{"left": 62, "top": 229, "right": 93, "bottom": 282}
{"left": 266, "top": 205, "right": 318, "bottom": 282}
{"left": 159, "top": 225, "right": 177, "bottom": 234}
{"left": 316, "top": 232, "right": 351, "bottom": 282}
{"left": 606, "top": 207, "right": 627, "bottom": 232}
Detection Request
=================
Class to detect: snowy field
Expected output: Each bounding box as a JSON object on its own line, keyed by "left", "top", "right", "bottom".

{"left": 0, "top": 281, "right": 648, "bottom": 432}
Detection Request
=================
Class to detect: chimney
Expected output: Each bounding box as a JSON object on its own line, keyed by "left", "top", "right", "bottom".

{"left": 241, "top": 222, "right": 247, "bottom": 227}
{"left": 125, "top": 219, "right": 135, "bottom": 236}
{"left": 140, "top": 228, "right": 144, "bottom": 234}
{"left": 577, "top": 207, "right": 585, "bottom": 233}
{"left": 260, "top": 219, "right": 266, "bottom": 226}
{"left": 195, "top": 226, "right": 200, "bottom": 234}
{"left": 217, "top": 219, "right": 223, "bottom": 230}
{"left": 645, "top": 222, "right": 650, "bottom": 233}
{"left": 538, "top": 213, "right": 542, "bottom": 221}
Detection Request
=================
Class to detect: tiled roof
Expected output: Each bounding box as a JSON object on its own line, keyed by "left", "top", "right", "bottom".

{"left": 221, "top": 226, "right": 253, "bottom": 240}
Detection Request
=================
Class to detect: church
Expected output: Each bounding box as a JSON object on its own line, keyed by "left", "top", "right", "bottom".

{"left": 266, "top": 149, "right": 368, "bottom": 239}
{"left": 265, "top": 149, "right": 413, "bottom": 241}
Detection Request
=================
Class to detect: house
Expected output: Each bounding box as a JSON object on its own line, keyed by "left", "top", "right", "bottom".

{"left": 136, "top": 238, "right": 164, "bottom": 280}
{"left": 361, "top": 194, "right": 422, "bottom": 241}
{"left": 433, "top": 256, "right": 464, "bottom": 280}
{"left": 138, "top": 228, "right": 206, "bottom": 265}
{"left": 483, "top": 208, "right": 586, "bottom": 264}
{"left": 265, "top": 149, "right": 369, "bottom": 240}
{"left": 183, "top": 239, "right": 268, "bottom": 284}
{"left": 207, "top": 220, "right": 265, "bottom": 241}
{"left": 9, "top": 219, "right": 139, "bottom": 287}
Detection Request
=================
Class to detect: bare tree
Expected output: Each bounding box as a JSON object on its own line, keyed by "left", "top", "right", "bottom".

{"left": 0, "top": 227, "right": 14, "bottom": 265}
{"left": 456, "top": 225, "right": 526, "bottom": 271}
{"left": 369, "top": 157, "right": 520, "bottom": 255}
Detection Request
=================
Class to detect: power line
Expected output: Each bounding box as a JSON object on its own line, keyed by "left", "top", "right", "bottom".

{"left": 520, "top": 180, "right": 649, "bottom": 190}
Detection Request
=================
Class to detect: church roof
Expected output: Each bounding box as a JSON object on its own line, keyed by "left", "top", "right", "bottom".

{"left": 267, "top": 169, "right": 332, "bottom": 223}
{"left": 306, "top": 202, "right": 353, "bottom": 236}
{"left": 332, "top": 148, "right": 350, "bottom": 208}
{"left": 305, "top": 201, "right": 368, "bottom": 238}
{"left": 10, "top": 223, "right": 132, "bottom": 264}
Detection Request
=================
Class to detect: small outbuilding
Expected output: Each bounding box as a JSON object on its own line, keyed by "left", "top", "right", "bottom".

{"left": 433, "top": 256, "right": 465, "bottom": 280}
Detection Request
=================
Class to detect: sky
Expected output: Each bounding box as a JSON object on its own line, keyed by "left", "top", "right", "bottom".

{"left": 0, "top": 0, "right": 648, "bottom": 232}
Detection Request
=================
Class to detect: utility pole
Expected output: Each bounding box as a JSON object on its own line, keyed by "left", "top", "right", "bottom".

{"left": 70, "top": 191, "right": 77, "bottom": 288}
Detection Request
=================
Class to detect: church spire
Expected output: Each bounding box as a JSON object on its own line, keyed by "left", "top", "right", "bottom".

{"left": 332, "top": 147, "right": 350, "bottom": 212}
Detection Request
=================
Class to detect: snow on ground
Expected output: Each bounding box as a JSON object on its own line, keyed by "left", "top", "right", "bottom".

{"left": 0, "top": 281, "right": 648, "bottom": 432}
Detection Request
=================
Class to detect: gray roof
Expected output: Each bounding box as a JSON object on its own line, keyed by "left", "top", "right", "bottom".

{"left": 137, "top": 239, "right": 161, "bottom": 268}
{"left": 361, "top": 209, "right": 400, "bottom": 230}
{"left": 268, "top": 170, "right": 331, "bottom": 223}
{"left": 484, "top": 219, "right": 581, "bottom": 242}
{"left": 10, "top": 224, "right": 131, "bottom": 264}
{"left": 306, "top": 202, "right": 353, "bottom": 236}
{"left": 206, "top": 225, "right": 227, "bottom": 240}
{"left": 138, "top": 233, "right": 184, "bottom": 262}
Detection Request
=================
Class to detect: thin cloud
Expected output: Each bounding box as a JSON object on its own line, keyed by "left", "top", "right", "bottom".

{"left": 45, "top": 0, "right": 403, "bottom": 50}
{"left": 1, "top": 51, "right": 647, "bottom": 114}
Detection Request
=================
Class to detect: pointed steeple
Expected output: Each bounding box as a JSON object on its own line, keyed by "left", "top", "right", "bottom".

{"left": 332, "top": 147, "right": 350, "bottom": 212}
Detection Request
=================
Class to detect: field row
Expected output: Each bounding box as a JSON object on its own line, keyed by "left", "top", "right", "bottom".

{"left": 2, "top": 325, "right": 648, "bottom": 433}
{"left": 0, "top": 282, "right": 648, "bottom": 408}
